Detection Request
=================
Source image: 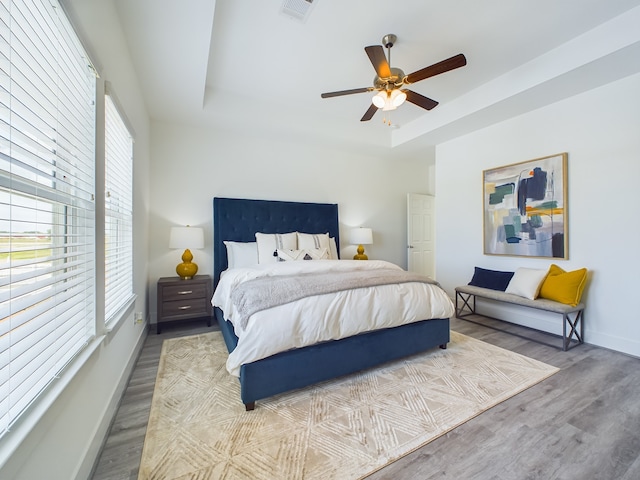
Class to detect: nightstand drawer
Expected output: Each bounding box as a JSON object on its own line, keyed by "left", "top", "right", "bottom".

{"left": 162, "top": 297, "right": 209, "bottom": 317}
{"left": 163, "top": 283, "right": 207, "bottom": 301}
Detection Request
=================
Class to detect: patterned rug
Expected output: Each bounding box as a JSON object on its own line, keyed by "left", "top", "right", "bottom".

{"left": 138, "top": 331, "right": 558, "bottom": 479}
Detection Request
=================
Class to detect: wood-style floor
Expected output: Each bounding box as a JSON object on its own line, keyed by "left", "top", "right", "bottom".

{"left": 91, "top": 316, "right": 640, "bottom": 480}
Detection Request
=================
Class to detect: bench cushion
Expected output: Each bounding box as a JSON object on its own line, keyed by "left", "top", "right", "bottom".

{"left": 456, "top": 285, "right": 584, "bottom": 314}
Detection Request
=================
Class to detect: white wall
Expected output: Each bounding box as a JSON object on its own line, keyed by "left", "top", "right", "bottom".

{"left": 148, "top": 121, "right": 433, "bottom": 322}
{"left": 436, "top": 72, "right": 640, "bottom": 356}
{"left": 0, "top": 1, "right": 152, "bottom": 479}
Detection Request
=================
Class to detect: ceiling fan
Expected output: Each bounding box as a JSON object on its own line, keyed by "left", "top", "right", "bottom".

{"left": 320, "top": 34, "right": 467, "bottom": 123}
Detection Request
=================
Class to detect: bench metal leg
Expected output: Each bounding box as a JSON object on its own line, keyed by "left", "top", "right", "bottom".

{"left": 455, "top": 291, "right": 476, "bottom": 318}
{"left": 563, "top": 309, "right": 584, "bottom": 351}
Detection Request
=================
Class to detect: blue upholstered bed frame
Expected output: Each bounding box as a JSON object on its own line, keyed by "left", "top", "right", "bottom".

{"left": 213, "top": 197, "right": 450, "bottom": 410}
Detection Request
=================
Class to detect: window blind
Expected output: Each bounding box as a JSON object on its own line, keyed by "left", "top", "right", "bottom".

{"left": 104, "top": 93, "right": 133, "bottom": 324}
{"left": 0, "top": 0, "right": 96, "bottom": 437}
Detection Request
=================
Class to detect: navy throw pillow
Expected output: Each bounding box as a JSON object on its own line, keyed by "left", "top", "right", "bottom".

{"left": 468, "top": 267, "right": 515, "bottom": 291}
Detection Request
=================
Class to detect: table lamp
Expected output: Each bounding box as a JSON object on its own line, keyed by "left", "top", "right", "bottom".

{"left": 170, "top": 225, "right": 204, "bottom": 279}
{"left": 350, "top": 227, "right": 373, "bottom": 260}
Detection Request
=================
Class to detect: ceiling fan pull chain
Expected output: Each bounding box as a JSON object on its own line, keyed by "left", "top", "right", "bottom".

{"left": 382, "top": 111, "right": 392, "bottom": 126}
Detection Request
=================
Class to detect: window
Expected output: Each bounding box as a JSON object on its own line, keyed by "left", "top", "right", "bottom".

{"left": 0, "top": 0, "right": 96, "bottom": 437}
{"left": 104, "top": 93, "right": 133, "bottom": 325}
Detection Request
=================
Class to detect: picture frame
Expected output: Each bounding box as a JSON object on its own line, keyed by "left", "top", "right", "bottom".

{"left": 483, "top": 152, "right": 568, "bottom": 258}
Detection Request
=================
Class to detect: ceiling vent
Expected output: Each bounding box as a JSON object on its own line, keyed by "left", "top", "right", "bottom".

{"left": 281, "top": 0, "right": 316, "bottom": 23}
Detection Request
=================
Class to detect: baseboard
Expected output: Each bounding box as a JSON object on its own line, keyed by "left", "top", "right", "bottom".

{"left": 584, "top": 330, "right": 640, "bottom": 359}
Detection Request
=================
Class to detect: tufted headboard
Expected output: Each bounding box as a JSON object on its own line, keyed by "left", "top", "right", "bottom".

{"left": 213, "top": 197, "right": 340, "bottom": 287}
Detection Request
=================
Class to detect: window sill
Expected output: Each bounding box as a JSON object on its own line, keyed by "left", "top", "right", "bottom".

{"left": 104, "top": 294, "right": 138, "bottom": 336}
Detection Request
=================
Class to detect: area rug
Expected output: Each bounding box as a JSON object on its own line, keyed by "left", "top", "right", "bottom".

{"left": 138, "top": 331, "right": 558, "bottom": 480}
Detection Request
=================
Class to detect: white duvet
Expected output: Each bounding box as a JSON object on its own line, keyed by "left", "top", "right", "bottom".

{"left": 212, "top": 260, "right": 454, "bottom": 376}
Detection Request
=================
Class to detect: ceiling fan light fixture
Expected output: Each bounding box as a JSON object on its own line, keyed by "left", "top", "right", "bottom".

{"left": 372, "top": 89, "right": 406, "bottom": 111}
{"left": 381, "top": 100, "right": 396, "bottom": 111}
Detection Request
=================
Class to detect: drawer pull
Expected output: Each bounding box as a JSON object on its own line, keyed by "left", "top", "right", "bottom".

{"left": 177, "top": 290, "right": 193, "bottom": 295}
{"left": 178, "top": 306, "right": 192, "bottom": 310}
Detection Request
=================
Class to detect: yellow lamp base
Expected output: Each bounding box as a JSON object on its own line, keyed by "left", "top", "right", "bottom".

{"left": 176, "top": 248, "right": 198, "bottom": 279}
{"left": 353, "top": 244, "right": 368, "bottom": 260}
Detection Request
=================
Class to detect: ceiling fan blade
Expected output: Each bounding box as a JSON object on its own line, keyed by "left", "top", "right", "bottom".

{"left": 404, "top": 90, "right": 439, "bottom": 110}
{"left": 405, "top": 53, "right": 467, "bottom": 84}
{"left": 365, "top": 45, "right": 392, "bottom": 78}
{"left": 321, "top": 87, "right": 372, "bottom": 98}
{"left": 360, "top": 103, "right": 378, "bottom": 122}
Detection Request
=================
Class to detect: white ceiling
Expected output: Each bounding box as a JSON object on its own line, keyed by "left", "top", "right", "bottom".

{"left": 113, "top": 0, "right": 640, "bottom": 153}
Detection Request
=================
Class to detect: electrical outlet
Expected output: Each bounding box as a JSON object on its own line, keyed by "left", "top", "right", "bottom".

{"left": 134, "top": 312, "right": 144, "bottom": 324}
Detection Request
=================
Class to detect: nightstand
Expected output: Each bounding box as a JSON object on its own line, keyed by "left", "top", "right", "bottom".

{"left": 156, "top": 275, "right": 212, "bottom": 334}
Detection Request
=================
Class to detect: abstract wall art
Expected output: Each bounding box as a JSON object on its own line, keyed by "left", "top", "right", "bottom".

{"left": 483, "top": 153, "right": 568, "bottom": 258}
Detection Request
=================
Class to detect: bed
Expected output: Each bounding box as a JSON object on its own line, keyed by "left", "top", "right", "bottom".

{"left": 212, "top": 197, "right": 453, "bottom": 410}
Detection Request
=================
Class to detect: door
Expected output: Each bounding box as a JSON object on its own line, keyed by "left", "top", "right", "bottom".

{"left": 407, "top": 193, "right": 435, "bottom": 278}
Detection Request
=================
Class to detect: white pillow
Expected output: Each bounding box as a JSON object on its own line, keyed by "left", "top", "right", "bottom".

{"left": 255, "top": 232, "right": 297, "bottom": 264}
{"left": 297, "top": 232, "right": 332, "bottom": 256}
{"left": 276, "top": 248, "right": 329, "bottom": 261}
{"left": 505, "top": 267, "right": 548, "bottom": 299}
{"left": 223, "top": 241, "right": 258, "bottom": 269}
{"left": 329, "top": 236, "right": 339, "bottom": 260}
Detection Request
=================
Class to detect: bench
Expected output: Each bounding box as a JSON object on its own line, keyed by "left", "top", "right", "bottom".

{"left": 455, "top": 284, "right": 584, "bottom": 351}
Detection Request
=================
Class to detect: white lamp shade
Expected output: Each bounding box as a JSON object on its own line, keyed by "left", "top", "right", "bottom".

{"left": 372, "top": 91, "right": 386, "bottom": 108}
{"left": 350, "top": 227, "right": 373, "bottom": 245}
{"left": 390, "top": 89, "right": 406, "bottom": 107}
{"left": 169, "top": 226, "right": 204, "bottom": 249}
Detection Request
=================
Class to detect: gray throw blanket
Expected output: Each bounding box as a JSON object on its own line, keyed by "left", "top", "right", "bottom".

{"left": 230, "top": 268, "right": 438, "bottom": 329}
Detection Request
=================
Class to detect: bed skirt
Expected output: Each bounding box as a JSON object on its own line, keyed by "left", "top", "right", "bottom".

{"left": 215, "top": 307, "right": 450, "bottom": 408}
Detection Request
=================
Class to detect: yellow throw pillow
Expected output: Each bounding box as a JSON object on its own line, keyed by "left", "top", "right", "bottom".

{"left": 539, "top": 264, "right": 587, "bottom": 306}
